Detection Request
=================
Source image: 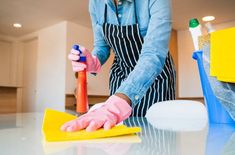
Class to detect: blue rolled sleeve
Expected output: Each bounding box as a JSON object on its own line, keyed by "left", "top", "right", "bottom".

{"left": 89, "top": 1, "right": 111, "bottom": 65}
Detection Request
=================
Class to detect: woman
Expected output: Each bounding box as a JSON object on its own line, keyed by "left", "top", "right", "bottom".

{"left": 61, "top": 0, "right": 176, "bottom": 132}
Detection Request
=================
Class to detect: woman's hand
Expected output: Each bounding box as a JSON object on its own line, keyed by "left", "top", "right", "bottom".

{"left": 60, "top": 95, "right": 132, "bottom": 132}
{"left": 68, "top": 45, "right": 101, "bottom": 73}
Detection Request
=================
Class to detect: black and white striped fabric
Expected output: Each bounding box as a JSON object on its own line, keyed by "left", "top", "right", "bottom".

{"left": 102, "top": 2, "right": 176, "bottom": 116}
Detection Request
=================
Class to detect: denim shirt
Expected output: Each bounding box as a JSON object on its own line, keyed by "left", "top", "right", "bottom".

{"left": 89, "top": 0, "right": 172, "bottom": 106}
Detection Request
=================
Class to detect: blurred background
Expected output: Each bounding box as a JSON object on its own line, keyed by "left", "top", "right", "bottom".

{"left": 0, "top": 0, "right": 235, "bottom": 114}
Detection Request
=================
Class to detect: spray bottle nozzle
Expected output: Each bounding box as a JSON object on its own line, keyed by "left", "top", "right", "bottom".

{"left": 73, "top": 44, "right": 82, "bottom": 54}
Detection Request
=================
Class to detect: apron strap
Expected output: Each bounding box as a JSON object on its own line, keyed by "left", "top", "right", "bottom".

{"left": 104, "top": 4, "right": 108, "bottom": 23}
{"left": 133, "top": 0, "right": 138, "bottom": 24}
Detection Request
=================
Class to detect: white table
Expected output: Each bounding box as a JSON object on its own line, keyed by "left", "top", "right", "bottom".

{"left": 0, "top": 112, "right": 235, "bottom": 155}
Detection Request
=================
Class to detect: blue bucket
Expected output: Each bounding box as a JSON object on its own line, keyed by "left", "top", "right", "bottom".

{"left": 192, "top": 51, "right": 235, "bottom": 124}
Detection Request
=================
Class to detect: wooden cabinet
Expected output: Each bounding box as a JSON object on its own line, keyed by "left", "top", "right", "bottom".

{"left": 0, "top": 87, "right": 17, "bottom": 114}
{"left": 0, "top": 39, "right": 23, "bottom": 113}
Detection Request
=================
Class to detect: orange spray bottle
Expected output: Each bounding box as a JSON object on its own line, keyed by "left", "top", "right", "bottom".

{"left": 73, "top": 45, "right": 88, "bottom": 114}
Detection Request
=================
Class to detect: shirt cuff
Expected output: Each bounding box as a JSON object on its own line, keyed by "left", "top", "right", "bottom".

{"left": 115, "top": 83, "right": 145, "bottom": 107}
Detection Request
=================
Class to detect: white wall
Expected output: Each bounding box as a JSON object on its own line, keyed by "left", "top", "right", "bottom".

{"left": 177, "top": 20, "right": 235, "bottom": 98}
{"left": 36, "top": 22, "right": 67, "bottom": 112}
{"left": 22, "top": 38, "right": 38, "bottom": 112}
{"left": 177, "top": 29, "right": 202, "bottom": 97}
{"left": 65, "top": 21, "right": 114, "bottom": 96}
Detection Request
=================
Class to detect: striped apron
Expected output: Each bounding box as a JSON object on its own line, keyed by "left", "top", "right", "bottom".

{"left": 102, "top": 2, "right": 176, "bottom": 116}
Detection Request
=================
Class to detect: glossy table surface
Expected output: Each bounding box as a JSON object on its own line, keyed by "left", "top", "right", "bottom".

{"left": 0, "top": 112, "right": 235, "bottom": 155}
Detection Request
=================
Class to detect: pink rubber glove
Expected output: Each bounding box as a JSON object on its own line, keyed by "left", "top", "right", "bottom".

{"left": 68, "top": 46, "right": 101, "bottom": 73}
{"left": 60, "top": 95, "right": 132, "bottom": 132}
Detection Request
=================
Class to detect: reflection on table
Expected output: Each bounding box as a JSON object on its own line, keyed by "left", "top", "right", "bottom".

{"left": 0, "top": 113, "right": 235, "bottom": 155}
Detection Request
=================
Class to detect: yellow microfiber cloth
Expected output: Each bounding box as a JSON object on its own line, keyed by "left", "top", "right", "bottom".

{"left": 210, "top": 27, "right": 235, "bottom": 83}
{"left": 42, "top": 109, "right": 141, "bottom": 142}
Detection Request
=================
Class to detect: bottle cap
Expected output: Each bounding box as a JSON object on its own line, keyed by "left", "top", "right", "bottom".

{"left": 189, "top": 18, "right": 200, "bottom": 28}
